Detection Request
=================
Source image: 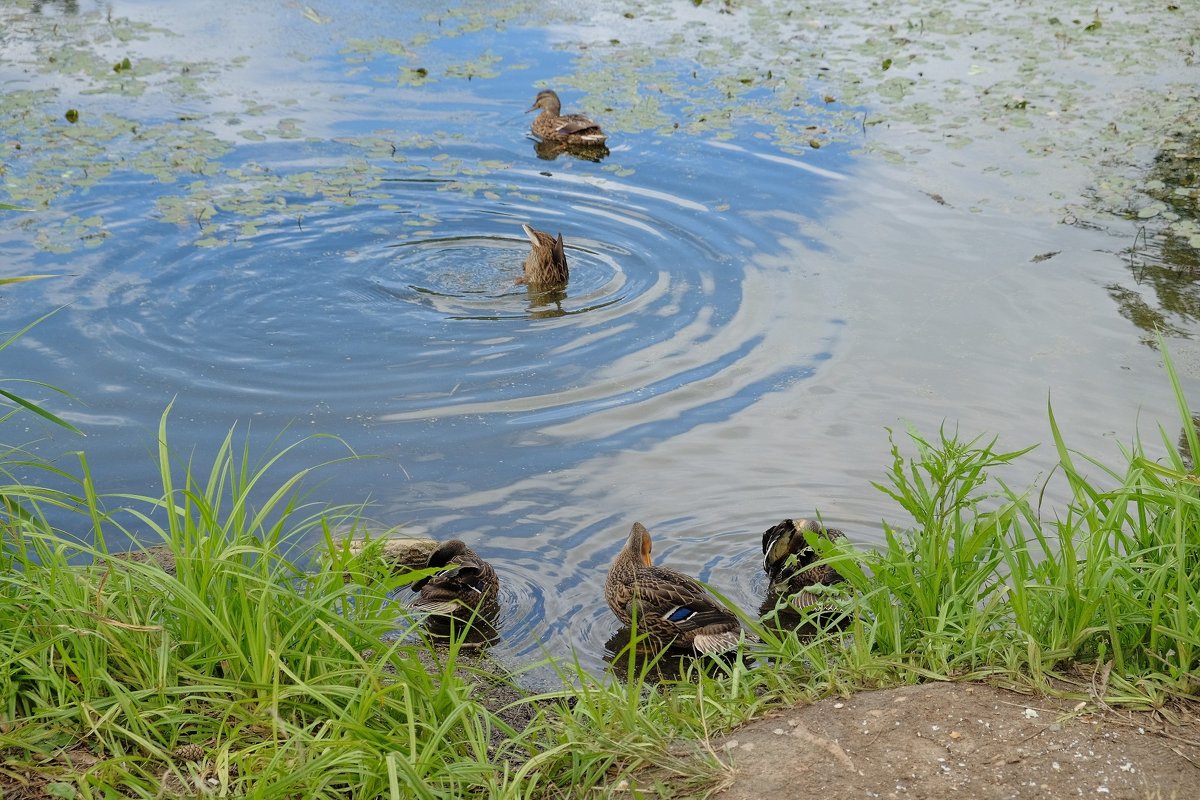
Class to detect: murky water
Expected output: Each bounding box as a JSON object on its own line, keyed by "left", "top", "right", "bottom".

{"left": 2, "top": 0, "right": 1198, "bottom": 673}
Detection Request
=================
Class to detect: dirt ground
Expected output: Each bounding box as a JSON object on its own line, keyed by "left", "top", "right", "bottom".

{"left": 708, "top": 682, "right": 1200, "bottom": 800}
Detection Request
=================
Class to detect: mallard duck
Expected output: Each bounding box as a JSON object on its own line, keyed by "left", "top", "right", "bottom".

{"left": 527, "top": 89, "right": 607, "bottom": 146}
{"left": 410, "top": 539, "right": 499, "bottom": 623}
{"left": 605, "top": 522, "right": 742, "bottom": 655}
{"left": 518, "top": 223, "right": 568, "bottom": 287}
{"left": 761, "top": 518, "right": 847, "bottom": 612}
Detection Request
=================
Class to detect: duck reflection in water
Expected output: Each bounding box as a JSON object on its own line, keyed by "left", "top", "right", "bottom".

{"left": 758, "top": 518, "right": 852, "bottom": 634}
{"left": 410, "top": 539, "right": 501, "bottom": 648}
{"left": 524, "top": 283, "right": 567, "bottom": 318}
{"left": 532, "top": 137, "right": 610, "bottom": 163}
{"left": 602, "top": 624, "right": 732, "bottom": 682}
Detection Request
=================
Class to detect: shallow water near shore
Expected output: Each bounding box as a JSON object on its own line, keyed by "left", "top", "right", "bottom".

{"left": 2, "top": 0, "right": 1198, "bottom": 674}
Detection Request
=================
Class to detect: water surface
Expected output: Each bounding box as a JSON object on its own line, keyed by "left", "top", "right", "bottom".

{"left": 2, "top": 0, "right": 1198, "bottom": 673}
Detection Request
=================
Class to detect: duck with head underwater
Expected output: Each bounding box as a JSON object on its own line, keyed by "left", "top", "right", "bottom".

{"left": 605, "top": 522, "right": 743, "bottom": 656}
{"left": 518, "top": 223, "right": 569, "bottom": 287}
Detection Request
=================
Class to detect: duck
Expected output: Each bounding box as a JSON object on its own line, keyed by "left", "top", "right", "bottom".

{"left": 761, "top": 518, "right": 847, "bottom": 612}
{"left": 527, "top": 89, "right": 607, "bottom": 146}
{"left": 518, "top": 223, "right": 569, "bottom": 287}
{"left": 410, "top": 539, "right": 500, "bottom": 623}
{"left": 605, "top": 522, "right": 743, "bottom": 655}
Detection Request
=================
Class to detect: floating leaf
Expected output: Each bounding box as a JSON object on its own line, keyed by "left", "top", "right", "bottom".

{"left": 64, "top": 108, "right": 79, "bottom": 123}
{"left": 881, "top": 58, "right": 893, "bottom": 71}
{"left": 302, "top": 6, "right": 328, "bottom": 24}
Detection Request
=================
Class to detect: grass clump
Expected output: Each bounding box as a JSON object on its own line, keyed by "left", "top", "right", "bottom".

{"left": 746, "top": 343, "right": 1200, "bottom": 713}
{"left": 0, "top": 404, "right": 521, "bottom": 798}
{"left": 818, "top": 416, "right": 1200, "bottom": 703}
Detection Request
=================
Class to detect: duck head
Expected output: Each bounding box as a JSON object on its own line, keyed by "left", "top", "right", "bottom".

{"left": 526, "top": 89, "right": 562, "bottom": 116}
{"left": 626, "top": 521, "right": 654, "bottom": 568}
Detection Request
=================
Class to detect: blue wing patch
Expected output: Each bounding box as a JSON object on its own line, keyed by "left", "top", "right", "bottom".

{"left": 663, "top": 606, "right": 695, "bottom": 623}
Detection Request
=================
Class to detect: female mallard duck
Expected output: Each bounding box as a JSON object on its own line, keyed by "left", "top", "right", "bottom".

{"left": 527, "top": 90, "right": 607, "bottom": 146}
{"left": 761, "top": 518, "right": 847, "bottom": 612}
{"left": 410, "top": 539, "right": 499, "bottom": 623}
{"left": 518, "top": 223, "right": 569, "bottom": 287}
{"left": 605, "top": 522, "right": 742, "bottom": 655}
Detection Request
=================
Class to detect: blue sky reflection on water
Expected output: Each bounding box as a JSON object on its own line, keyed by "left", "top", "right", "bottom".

{"left": 2, "top": 0, "right": 1198, "bottom": 671}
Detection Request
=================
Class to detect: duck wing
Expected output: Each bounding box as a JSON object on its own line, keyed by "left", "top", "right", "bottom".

{"left": 554, "top": 114, "right": 604, "bottom": 137}
{"left": 628, "top": 567, "right": 741, "bottom": 654}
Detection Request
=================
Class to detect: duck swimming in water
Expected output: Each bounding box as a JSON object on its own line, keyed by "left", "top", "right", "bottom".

{"left": 527, "top": 89, "right": 607, "bottom": 146}
{"left": 605, "top": 522, "right": 743, "bottom": 655}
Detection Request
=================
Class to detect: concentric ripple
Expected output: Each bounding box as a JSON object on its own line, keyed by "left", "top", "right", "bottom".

{"left": 21, "top": 133, "right": 848, "bottom": 675}
{"left": 371, "top": 232, "right": 625, "bottom": 321}
{"left": 6, "top": 12, "right": 851, "bottom": 676}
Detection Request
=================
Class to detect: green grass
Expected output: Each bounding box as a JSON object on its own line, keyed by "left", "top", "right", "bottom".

{"left": 1, "top": 406, "right": 516, "bottom": 798}
{"left": 1, "top": 333, "right": 1197, "bottom": 798}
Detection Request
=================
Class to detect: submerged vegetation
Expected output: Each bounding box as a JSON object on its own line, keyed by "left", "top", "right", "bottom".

{"left": 1, "top": 332, "right": 1197, "bottom": 797}
{"left": 1, "top": 0, "right": 1197, "bottom": 260}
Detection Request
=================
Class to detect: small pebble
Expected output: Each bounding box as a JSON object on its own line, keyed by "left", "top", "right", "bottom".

{"left": 1023, "top": 708, "right": 1039, "bottom": 719}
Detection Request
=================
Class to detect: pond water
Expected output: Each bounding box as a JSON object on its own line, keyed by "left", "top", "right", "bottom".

{"left": 2, "top": 0, "right": 1198, "bottom": 673}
